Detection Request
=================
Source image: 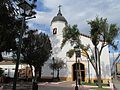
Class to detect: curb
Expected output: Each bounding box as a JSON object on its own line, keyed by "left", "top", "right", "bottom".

{"left": 50, "top": 81, "right": 68, "bottom": 84}
{"left": 38, "top": 81, "right": 70, "bottom": 85}
{"left": 38, "top": 82, "right": 48, "bottom": 85}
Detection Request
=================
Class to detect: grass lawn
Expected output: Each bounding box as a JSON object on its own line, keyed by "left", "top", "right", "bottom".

{"left": 90, "top": 88, "right": 111, "bottom": 90}
{"left": 81, "top": 82, "right": 111, "bottom": 90}
{"left": 81, "top": 82, "right": 109, "bottom": 86}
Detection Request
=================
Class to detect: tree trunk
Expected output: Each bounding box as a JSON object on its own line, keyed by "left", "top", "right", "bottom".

{"left": 29, "top": 64, "right": 33, "bottom": 78}
{"left": 94, "top": 46, "right": 102, "bottom": 87}
{"left": 34, "top": 67, "right": 37, "bottom": 82}
{"left": 29, "top": 64, "right": 34, "bottom": 83}
{"left": 57, "top": 69, "right": 60, "bottom": 80}
{"left": 0, "top": 52, "right": 3, "bottom": 61}
{"left": 38, "top": 67, "right": 42, "bottom": 81}
{"left": 98, "top": 53, "right": 102, "bottom": 88}
{"left": 94, "top": 65, "right": 99, "bottom": 84}
{"left": 95, "top": 69, "right": 99, "bottom": 85}
{"left": 32, "top": 67, "right": 38, "bottom": 90}
{"left": 95, "top": 46, "right": 98, "bottom": 77}
{"left": 95, "top": 46, "right": 102, "bottom": 88}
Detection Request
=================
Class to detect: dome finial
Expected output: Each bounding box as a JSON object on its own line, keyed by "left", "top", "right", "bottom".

{"left": 57, "top": 5, "right": 62, "bottom": 16}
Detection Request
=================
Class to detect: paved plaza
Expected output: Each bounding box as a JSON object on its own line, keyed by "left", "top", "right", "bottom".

{"left": 3, "top": 79, "right": 120, "bottom": 90}
{"left": 2, "top": 81, "right": 112, "bottom": 90}
{"left": 3, "top": 81, "right": 89, "bottom": 90}
{"left": 113, "top": 79, "right": 120, "bottom": 90}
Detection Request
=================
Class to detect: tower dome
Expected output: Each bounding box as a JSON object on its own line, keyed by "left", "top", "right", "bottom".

{"left": 51, "top": 6, "right": 67, "bottom": 24}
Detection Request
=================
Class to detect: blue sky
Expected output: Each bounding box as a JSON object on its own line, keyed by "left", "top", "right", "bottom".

{"left": 27, "top": 0, "right": 120, "bottom": 53}
{"left": 35, "top": 1, "right": 50, "bottom": 12}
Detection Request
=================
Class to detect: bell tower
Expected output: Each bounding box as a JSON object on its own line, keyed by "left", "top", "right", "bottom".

{"left": 51, "top": 5, "right": 67, "bottom": 36}
{"left": 50, "top": 5, "right": 68, "bottom": 57}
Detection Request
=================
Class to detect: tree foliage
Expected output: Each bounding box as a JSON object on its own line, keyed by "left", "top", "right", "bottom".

{"left": 21, "top": 30, "right": 52, "bottom": 79}
{"left": 66, "top": 49, "right": 75, "bottom": 58}
{"left": 0, "top": 0, "right": 21, "bottom": 61}
{"left": 88, "top": 17, "right": 119, "bottom": 50}
{"left": 49, "top": 57, "right": 65, "bottom": 80}
{"left": 50, "top": 58, "right": 65, "bottom": 70}
{"left": 61, "top": 25, "right": 80, "bottom": 48}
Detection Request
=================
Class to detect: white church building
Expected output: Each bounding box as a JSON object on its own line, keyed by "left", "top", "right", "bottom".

{"left": 42, "top": 7, "right": 111, "bottom": 83}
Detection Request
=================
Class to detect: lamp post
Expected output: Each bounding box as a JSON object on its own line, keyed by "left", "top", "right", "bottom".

{"left": 74, "top": 46, "right": 81, "bottom": 90}
{"left": 88, "top": 59, "right": 90, "bottom": 83}
{"left": 13, "top": 1, "right": 36, "bottom": 90}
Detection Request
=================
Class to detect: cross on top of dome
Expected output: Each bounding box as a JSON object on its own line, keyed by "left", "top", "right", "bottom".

{"left": 57, "top": 5, "right": 62, "bottom": 16}
{"left": 51, "top": 5, "right": 67, "bottom": 24}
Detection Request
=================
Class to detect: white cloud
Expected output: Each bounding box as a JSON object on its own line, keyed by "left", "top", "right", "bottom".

{"left": 29, "top": 0, "right": 120, "bottom": 36}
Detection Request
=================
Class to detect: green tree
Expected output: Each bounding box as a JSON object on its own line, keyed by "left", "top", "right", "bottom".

{"left": 0, "top": 1, "right": 37, "bottom": 90}
{"left": 61, "top": 24, "right": 94, "bottom": 83}
{"left": 0, "top": 0, "right": 21, "bottom": 61}
{"left": 88, "top": 17, "right": 119, "bottom": 88}
{"left": 49, "top": 57, "right": 65, "bottom": 80}
{"left": 21, "top": 30, "right": 52, "bottom": 81}
{"left": 61, "top": 25, "right": 81, "bottom": 48}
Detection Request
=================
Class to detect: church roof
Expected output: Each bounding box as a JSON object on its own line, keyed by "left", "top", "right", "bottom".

{"left": 80, "top": 33, "right": 91, "bottom": 38}
{"left": 51, "top": 6, "right": 67, "bottom": 24}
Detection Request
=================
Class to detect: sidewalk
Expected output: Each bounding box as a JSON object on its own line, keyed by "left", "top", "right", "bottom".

{"left": 2, "top": 81, "right": 113, "bottom": 90}
{"left": 113, "top": 79, "right": 120, "bottom": 90}
{"left": 38, "top": 81, "right": 112, "bottom": 89}
{"left": 3, "top": 82, "right": 32, "bottom": 90}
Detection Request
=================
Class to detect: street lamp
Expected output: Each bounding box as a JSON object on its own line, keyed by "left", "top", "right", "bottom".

{"left": 74, "top": 46, "right": 81, "bottom": 90}
{"left": 88, "top": 58, "right": 90, "bottom": 83}
{"left": 13, "top": 1, "right": 36, "bottom": 90}
{"left": 18, "top": 1, "right": 33, "bottom": 11}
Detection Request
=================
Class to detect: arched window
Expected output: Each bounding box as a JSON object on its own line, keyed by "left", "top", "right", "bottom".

{"left": 53, "top": 28, "right": 57, "bottom": 34}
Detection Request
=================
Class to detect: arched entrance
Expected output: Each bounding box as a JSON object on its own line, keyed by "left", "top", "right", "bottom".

{"left": 72, "top": 63, "right": 85, "bottom": 81}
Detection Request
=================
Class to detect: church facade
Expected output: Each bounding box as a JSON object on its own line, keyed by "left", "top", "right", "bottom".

{"left": 42, "top": 8, "right": 111, "bottom": 83}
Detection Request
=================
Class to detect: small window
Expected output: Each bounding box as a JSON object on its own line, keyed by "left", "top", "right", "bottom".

{"left": 53, "top": 28, "right": 57, "bottom": 34}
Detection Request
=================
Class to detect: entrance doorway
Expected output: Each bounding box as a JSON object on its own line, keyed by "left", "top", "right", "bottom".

{"left": 72, "top": 63, "right": 85, "bottom": 81}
